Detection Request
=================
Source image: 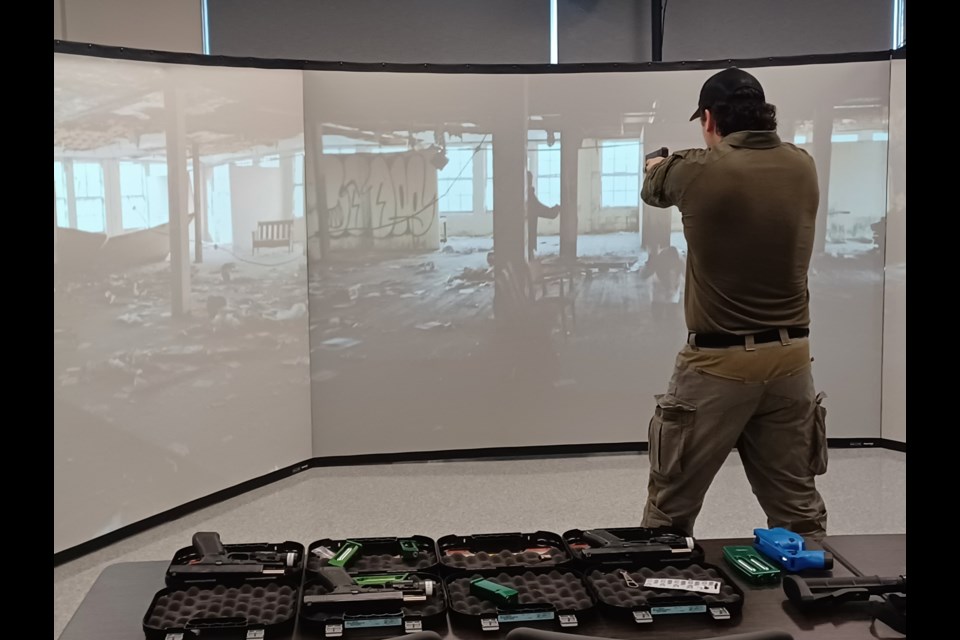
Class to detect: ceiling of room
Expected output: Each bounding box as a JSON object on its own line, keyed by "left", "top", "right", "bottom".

{"left": 54, "top": 53, "right": 305, "bottom": 160}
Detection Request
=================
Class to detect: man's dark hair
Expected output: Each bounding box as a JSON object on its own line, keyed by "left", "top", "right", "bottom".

{"left": 706, "top": 87, "right": 777, "bottom": 136}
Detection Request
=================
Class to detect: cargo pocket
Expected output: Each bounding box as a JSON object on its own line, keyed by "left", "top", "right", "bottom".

{"left": 810, "top": 391, "right": 828, "bottom": 475}
{"left": 648, "top": 394, "right": 696, "bottom": 478}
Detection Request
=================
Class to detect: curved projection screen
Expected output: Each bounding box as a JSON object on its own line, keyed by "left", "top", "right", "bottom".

{"left": 304, "top": 61, "right": 892, "bottom": 455}
{"left": 55, "top": 50, "right": 898, "bottom": 552}
{"left": 882, "top": 59, "right": 906, "bottom": 443}
{"left": 54, "top": 55, "right": 312, "bottom": 553}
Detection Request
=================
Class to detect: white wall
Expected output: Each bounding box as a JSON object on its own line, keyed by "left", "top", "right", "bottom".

{"left": 59, "top": 0, "right": 202, "bottom": 53}
{"left": 230, "top": 165, "right": 284, "bottom": 252}
{"left": 829, "top": 141, "right": 889, "bottom": 218}
{"left": 882, "top": 60, "right": 906, "bottom": 444}
{"left": 54, "top": 0, "right": 64, "bottom": 38}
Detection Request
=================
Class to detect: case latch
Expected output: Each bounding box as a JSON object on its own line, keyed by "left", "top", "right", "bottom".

{"left": 404, "top": 619, "right": 423, "bottom": 633}
{"left": 164, "top": 635, "right": 184, "bottom": 640}
{"left": 633, "top": 610, "right": 654, "bottom": 624}
{"left": 709, "top": 606, "right": 731, "bottom": 620}
{"left": 480, "top": 617, "right": 500, "bottom": 631}
{"left": 325, "top": 622, "right": 344, "bottom": 637}
{"left": 558, "top": 614, "right": 578, "bottom": 628}
{"left": 246, "top": 632, "right": 265, "bottom": 640}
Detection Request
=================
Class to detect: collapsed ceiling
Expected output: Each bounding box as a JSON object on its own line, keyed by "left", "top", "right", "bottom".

{"left": 55, "top": 53, "right": 891, "bottom": 163}
{"left": 54, "top": 53, "right": 305, "bottom": 160}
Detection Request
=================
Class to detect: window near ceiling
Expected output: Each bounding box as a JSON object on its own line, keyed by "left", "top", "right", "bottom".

{"left": 73, "top": 162, "right": 106, "bottom": 232}
{"left": 259, "top": 154, "right": 280, "bottom": 168}
{"left": 600, "top": 140, "right": 640, "bottom": 208}
{"left": 120, "top": 162, "right": 150, "bottom": 230}
{"left": 893, "top": 0, "right": 905, "bottom": 48}
{"left": 485, "top": 147, "right": 494, "bottom": 211}
{"left": 145, "top": 162, "right": 170, "bottom": 225}
{"left": 120, "top": 162, "right": 170, "bottom": 229}
{"left": 54, "top": 161, "right": 69, "bottom": 227}
{"left": 207, "top": 163, "right": 233, "bottom": 245}
{"left": 438, "top": 146, "right": 475, "bottom": 213}
{"left": 536, "top": 142, "right": 561, "bottom": 207}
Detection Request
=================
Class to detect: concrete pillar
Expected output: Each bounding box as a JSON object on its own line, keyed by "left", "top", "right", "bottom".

{"left": 305, "top": 119, "right": 330, "bottom": 263}
{"left": 102, "top": 159, "right": 122, "bottom": 234}
{"left": 192, "top": 143, "right": 204, "bottom": 263}
{"left": 164, "top": 81, "right": 191, "bottom": 316}
{"left": 492, "top": 76, "right": 528, "bottom": 320}
{"left": 559, "top": 128, "right": 581, "bottom": 263}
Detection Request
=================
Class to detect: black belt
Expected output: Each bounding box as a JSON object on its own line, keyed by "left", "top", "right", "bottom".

{"left": 689, "top": 328, "right": 809, "bottom": 348}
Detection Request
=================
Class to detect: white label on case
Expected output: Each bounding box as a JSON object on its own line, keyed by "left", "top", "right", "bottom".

{"left": 643, "top": 578, "right": 720, "bottom": 594}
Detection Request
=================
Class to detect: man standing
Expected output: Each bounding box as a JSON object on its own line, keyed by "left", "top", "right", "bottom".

{"left": 640, "top": 68, "right": 829, "bottom": 540}
{"left": 527, "top": 170, "right": 560, "bottom": 260}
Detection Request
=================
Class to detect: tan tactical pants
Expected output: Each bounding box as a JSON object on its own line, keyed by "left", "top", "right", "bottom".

{"left": 641, "top": 336, "right": 828, "bottom": 540}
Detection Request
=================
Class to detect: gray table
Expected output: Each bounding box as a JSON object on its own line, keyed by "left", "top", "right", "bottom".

{"left": 58, "top": 536, "right": 906, "bottom": 640}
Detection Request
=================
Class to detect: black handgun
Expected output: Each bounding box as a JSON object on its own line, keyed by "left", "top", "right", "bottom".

{"left": 168, "top": 532, "right": 295, "bottom": 579}
{"left": 645, "top": 146, "right": 669, "bottom": 161}
{"left": 579, "top": 529, "right": 694, "bottom": 560}
{"left": 303, "top": 566, "right": 430, "bottom": 610}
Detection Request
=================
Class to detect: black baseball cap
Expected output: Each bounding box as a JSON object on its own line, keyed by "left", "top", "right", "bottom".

{"left": 689, "top": 68, "right": 765, "bottom": 121}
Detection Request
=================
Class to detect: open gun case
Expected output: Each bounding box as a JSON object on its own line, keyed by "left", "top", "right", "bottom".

{"left": 300, "top": 535, "right": 447, "bottom": 638}
{"left": 437, "top": 530, "right": 593, "bottom": 633}
{"left": 142, "top": 531, "right": 305, "bottom": 639}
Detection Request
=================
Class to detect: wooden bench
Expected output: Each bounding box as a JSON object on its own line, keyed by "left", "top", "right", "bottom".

{"left": 251, "top": 220, "right": 294, "bottom": 255}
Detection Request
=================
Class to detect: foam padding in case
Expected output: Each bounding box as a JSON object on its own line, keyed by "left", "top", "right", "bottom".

{"left": 587, "top": 564, "right": 743, "bottom": 615}
{"left": 447, "top": 570, "right": 593, "bottom": 617}
{"left": 438, "top": 531, "right": 569, "bottom": 571}
{"left": 143, "top": 583, "right": 298, "bottom": 637}
{"left": 308, "top": 536, "right": 438, "bottom": 574}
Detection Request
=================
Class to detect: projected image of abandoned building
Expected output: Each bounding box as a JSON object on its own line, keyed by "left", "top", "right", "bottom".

{"left": 53, "top": 55, "right": 311, "bottom": 547}
{"left": 54, "top": 58, "right": 893, "bottom": 504}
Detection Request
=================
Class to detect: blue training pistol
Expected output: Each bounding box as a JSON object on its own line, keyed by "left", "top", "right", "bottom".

{"left": 753, "top": 527, "right": 833, "bottom": 572}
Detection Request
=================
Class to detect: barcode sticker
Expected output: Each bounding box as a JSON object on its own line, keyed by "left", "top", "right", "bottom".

{"left": 643, "top": 578, "right": 721, "bottom": 594}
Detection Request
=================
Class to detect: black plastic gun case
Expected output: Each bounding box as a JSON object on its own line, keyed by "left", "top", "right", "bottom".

{"left": 438, "top": 530, "right": 593, "bottom": 633}
{"left": 300, "top": 535, "right": 446, "bottom": 638}
{"left": 142, "top": 531, "right": 306, "bottom": 640}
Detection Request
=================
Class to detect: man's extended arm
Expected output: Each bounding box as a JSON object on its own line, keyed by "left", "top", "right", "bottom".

{"left": 641, "top": 149, "right": 707, "bottom": 209}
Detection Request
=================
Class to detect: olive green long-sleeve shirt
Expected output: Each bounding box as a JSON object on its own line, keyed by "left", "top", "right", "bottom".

{"left": 641, "top": 130, "right": 819, "bottom": 335}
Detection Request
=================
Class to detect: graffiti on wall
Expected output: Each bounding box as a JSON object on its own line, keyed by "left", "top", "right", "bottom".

{"left": 322, "top": 151, "right": 439, "bottom": 244}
